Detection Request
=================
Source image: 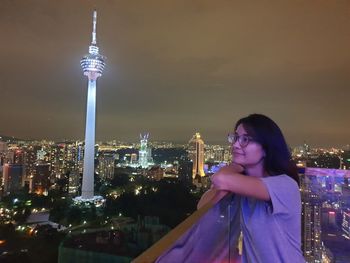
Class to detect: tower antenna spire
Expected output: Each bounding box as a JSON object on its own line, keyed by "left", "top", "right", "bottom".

{"left": 92, "top": 10, "right": 97, "bottom": 45}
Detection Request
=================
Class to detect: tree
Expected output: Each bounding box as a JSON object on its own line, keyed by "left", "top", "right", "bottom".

{"left": 110, "top": 173, "right": 129, "bottom": 187}
{"left": 49, "top": 198, "right": 70, "bottom": 223}
{"left": 66, "top": 206, "right": 82, "bottom": 225}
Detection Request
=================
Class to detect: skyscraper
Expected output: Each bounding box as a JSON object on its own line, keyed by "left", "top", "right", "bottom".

{"left": 300, "top": 174, "right": 322, "bottom": 262}
{"left": 0, "top": 142, "right": 7, "bottom": 174}
{"left": 33, "top": 161, "right": 51, "bottom": 195}
{"left": 3, "top": 163, "right": 24, "bottom": 195}
{"left": 76, "top": 10, "right": 106, "bottom": 202}
{"left": 188, "top": 133, "right": 205, "bottom": 182}
{"left": 139, "top": 133, "right": 150, "bottom": 168}
{"left": 0, "top": 141, "right": 7, "bottom": 153}
{"left": 97, "top": 151, "right": 116, "bottom": 180}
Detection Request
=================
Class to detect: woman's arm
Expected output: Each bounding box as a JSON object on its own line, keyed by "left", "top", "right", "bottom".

{"left": 211, "top": 165, "right": 270, "bottom": 201}
{"left": 197, "top": 163, "right": 245, "bottom": 209}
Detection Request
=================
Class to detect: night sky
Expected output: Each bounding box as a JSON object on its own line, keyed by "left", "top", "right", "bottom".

{"left": 1, "top": 1, "right": 350, "bottom": 146}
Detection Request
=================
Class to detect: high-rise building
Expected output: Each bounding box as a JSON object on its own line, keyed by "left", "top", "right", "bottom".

{"left": 3, "top": 163, "right": 24, "bottom": 194}
{"left": 139, "top": 133, "right": 150, "bottom": 168}
{"left": 342, "top": 209, "right": 350, "bottom": 238}
{"left": 0, "top": 141, "right": 7, "bottom": 185}
{"left": 68, "top": 171, "right": 80, "bottom": 195}
{"left": 97, "top": 151, "right": 116, "bottom": 180}
{"left": 178, "top": 160, "right": 193, "bottom": 186}
{"left": 12, "top": 149, "right": 25, "bottom": 164}
{"left": 0, "top": 141, "right": 7, "bottom": 153}
{"left": 204, "top": 145, "right": 227, "bottom": 162}
{"left": 32, "top": 161, "right": 51, "bottom": 195}
{"left": 130, "top": 153, "right": 138, "bottom": 165}
{"left": 24, "top": 145, "right": 39, "bottom": 179}
{"left": 51, "top": 142, "right": 80, "bottom": 179}
{"left": 76, "top": 10, "right": 106, "bottom": 202}
{"left": 188, "top": 133, "right": 205, "bottom": 182}
{"left": 76, "top": 142, "right": 85, "bottom": 174}
{"left": 300, "top": 174, "right": 322, "bottom": 262}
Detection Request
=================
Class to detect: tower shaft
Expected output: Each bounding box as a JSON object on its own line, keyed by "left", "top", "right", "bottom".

{"left": 81, "top": 79, "right": 96, "bottom": 199}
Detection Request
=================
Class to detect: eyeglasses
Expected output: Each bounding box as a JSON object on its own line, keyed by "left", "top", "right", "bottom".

{"left": 227, "top": 132, "right": 255, "bottom": 147}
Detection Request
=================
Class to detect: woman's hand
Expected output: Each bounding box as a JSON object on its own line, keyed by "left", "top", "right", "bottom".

{"left": 211, "top": 163, "right": 244, "bottom": 191}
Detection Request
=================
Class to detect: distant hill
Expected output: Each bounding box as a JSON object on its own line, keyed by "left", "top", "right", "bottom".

{"left": 0, "top": 135, "right": 25, "bottom": 143}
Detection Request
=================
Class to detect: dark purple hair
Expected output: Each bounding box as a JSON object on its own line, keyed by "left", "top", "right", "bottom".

{"left": 234, "top": 114, "right": 299, "bottom": 185}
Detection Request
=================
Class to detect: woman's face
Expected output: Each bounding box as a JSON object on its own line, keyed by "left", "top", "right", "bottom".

{"left": 231, "top": 124, "right": 266, "bottom": 168}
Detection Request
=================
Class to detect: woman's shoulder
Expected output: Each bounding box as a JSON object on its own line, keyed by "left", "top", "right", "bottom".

{"left": 260, "top": 174, "right": 301, "bottom": 215}
{"left": 263, "top": 174, "right": 298, "bottom": 184}
{"left": 260, "top": 174, "right": 300, "bottom": 195}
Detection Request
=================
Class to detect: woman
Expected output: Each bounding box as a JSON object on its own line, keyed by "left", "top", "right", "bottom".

{"left": 209, "top": 114, "right": 305, "bottom": 262}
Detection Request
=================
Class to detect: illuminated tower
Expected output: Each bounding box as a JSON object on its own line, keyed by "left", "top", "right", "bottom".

{"left": 188, "top": 133, "right": 205, "bottom": 181}
{"left": 79, "top": 10, "right": 106, "bottom": 200}
{"left": 139, "top": 133, "right": 149, "bottom": 168}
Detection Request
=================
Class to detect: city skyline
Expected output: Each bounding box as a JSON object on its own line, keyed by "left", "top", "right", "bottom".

{"left": 1, "top": 1, "right": 350, "bottom": 146}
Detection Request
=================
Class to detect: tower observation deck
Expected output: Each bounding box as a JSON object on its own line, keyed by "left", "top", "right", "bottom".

{"left": 80, "top": 10, "right": 106, "bottom": 80}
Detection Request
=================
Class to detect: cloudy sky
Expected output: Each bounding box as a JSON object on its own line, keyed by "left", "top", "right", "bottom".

{"left": 1, "top": 0, "right": 350, "bottom": 146}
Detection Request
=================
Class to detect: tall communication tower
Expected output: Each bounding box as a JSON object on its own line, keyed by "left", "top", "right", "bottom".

{"left": 77, "top": 10, "right": 106, "bottom": 201}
